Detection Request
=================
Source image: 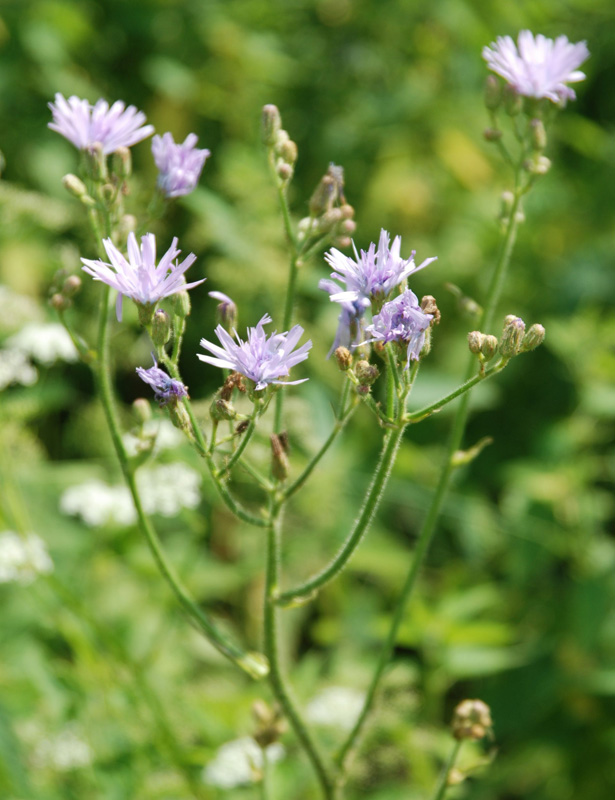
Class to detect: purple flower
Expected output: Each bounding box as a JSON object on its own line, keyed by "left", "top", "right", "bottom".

{"left": 48, "top": 94, "right": 154, "bottom": 154}
{"left": 198, "top": 315, "right": 312, "bottom": 391}
{"left": 152, "top": 132, "right": 210, "bottom": 198}
{"left": 364, "top": 289, "right": 433, "bottom": 367}
{"left": 136, "top": 359, "right": 188, "bottom": 405}
{"left": 209, "top": 291, "right": 237, "bottom": 329}
{"left": 81, "top": 232, "right": 204, "bottom": 321}
{"left": 319, "top": 278, "right": 369, "bottom": 356}
{"left": 483, "top": 31, "right": 589, "bottom": 103}
{"left": 324, "top": 229, "right": 436, "bottom": 308}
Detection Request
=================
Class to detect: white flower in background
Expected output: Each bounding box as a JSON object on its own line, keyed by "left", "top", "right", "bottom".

{"left": 306, "top": 687, "right": 366, "bottom": 731}
{"left": 59, "top": 464, "right": 201, "bottom": 527}
{"left": 0, "top": 286, "right": 41, "bottom": 334}
{"left": 0, "top": 531, "right": 54, "bottom": 585}
{"left": 32, "top": 725, "right": 93, "bottom": 771}
{"left": 202, "top": 737, "right": 285, "bottom": 789}
{"left": 0, "top": 348, "right": 38, "bottom": 390}
{"left": 123, "top": 418, "right": 185, "bottom": 457}
{"left": 6, "top": 322, "right": 78, "bottom": 365}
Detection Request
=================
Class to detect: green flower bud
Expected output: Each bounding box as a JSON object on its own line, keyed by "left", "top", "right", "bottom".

{"left": 335, "top": 346, "right": 352, "bottom": 371}
{"left": 484, "top": 75, "right": 502, "bottom": 111}
{"left": 483, "top": 127, "right": 503, "bottom": 142}
{"left": 529, "top": 118, "right": 547, "bottom": 151}
{"left": 355, "top": 360, "right": 379, "bottom": 386}
{"left": 112, "top": 146, "right": 132, "bottom": 179}
{"left": 168, "top": 401, "right": 191, "bottom": 433}
{"left": 452, "top": 699, "right": 493, "bottom": 741}
{"left": 276, "top": 160, "right": 293, "bottom": 182}
{"left": 480, "top": 334, "right": 499, "bottom": 361}
{"left": 133, "top": 398, "right": 152, "bottom": 424}
{"left": 503, "top": 84, "right": 522, "bottom": 116}
{"left": 151, "top": 309, "right": 172, "bottom": 346}
{"left": 522, "top": 323, "right": 546, "bottom": 352}
{"left": 170, "top": 290, "right": 191, "bottom": 319}
{"left": 62, "top": 275, "right": 82, "bottom": 298}
{"left": 261, "top": 104, "right": 282, "bottom": 147}
{"left": 499, "top": 316, "right": 526, "bottom": 357}
{"left": 210, "top": 396, "right": 237, "bottom": 421}
{"left": 468, "top": 330, "right": 485, "bottom": 354}
{"left": 309, "top": 174, "right": 336, "bottom": 216}
{"left": 136, "top": 302, "right": 156, "bottom": 327}
{"left": 278, "top": 138, "right": 298, "bottom": 165}
{"left": 62, "top": 173, "right": 89, "bottom": 199}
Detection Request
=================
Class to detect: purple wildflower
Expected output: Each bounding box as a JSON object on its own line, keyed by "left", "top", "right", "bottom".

{"left": 364, "top": 289, "right": 433, "bottom": 368}
{"left": 483, "top": 31, "right": 589, "bottom": 103}
{"left": 198, "top": 315, "right": 312, "bottom": 391}
{"left": 208, "top": 291, "right": 237, "bottom": 329}
{"left": 152, "top": 132, "right": 210, "bottom": 198}
{"left": 319, "top": 278, "right": 369, "bottom": 356}
{"left": 136, "top": 359, "right": 188, "bottom": 405}
{"left": 81, "top": 232, "right": 204, "bottom": 321}
{"left": 48, "top": 94, "right": 154, "bottom": 155}
{"left": 324, "top": 229, "right": 436, "bottom": 308}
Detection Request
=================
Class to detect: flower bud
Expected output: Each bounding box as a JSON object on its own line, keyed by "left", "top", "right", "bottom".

{"left": 62, "top": 173, "right": 89, "bottom": 199}
{"left": 271, "top": 433, "right": 290, "bottom": 482}
{"left": 483, "top": 127, "right": 503, "bottom": 142}
{"left": 355, "top": 360, "right": 379, "bottom": 386}
{"left": 261, "top": 104, "right": 282, "bottom": 147}
{"left": 340, "top": 203, "right": 355, "bottom": 220}
{"left": 209, "top": 291, "right": 237, "bottom": 332}
{"left": 151, "top": 309, "right": 172, "bottom": 346}
{"left": 112, "top": 146, "right": 132, "bottom": 179}
{"left": 62, "top": 275, "right": 82, "bottom": 298}
{"left": 276, "top": 160, "right": 293, "bottom": 182}
{"left": 170, "top": 289, "right": 191, "bottom": 319}
{"left": 468, "top": 330, "right": 485, "bottom": 355}
{"left": 318, "top": 208, "right": 344, "bottom": 232}
{"left": 340, "top": 219, "right": 357, "bottom": 236}
{"left": 529, "top": 118, "right": 547, "bottom": 151}
{"left": 335, "top": 346, "right": 352, "bottom": 371}
{"left": 87, "top": 142, "right": 108, "bottom": 181}
{"left": 168, "top": 401, "right": 191, "bottom": 433}
{"left": 480, "top": 334, "right": 499, "bottom": 361}
{"left": 522, "top": 323, "right": 546, "bottom": 352}
{"left": 452, "top": 699, "right": 493, "bottom": 741}
{"left": 503, "top": 84, "right": 522, "bottom": 116}
{"left": 309, "top": 174, "right": 336, "bottom": 216}
{"left": 420, "top": 295, "right": 440, "bottom": 325}
{"left": 50, "top": 292, "right": 70, "bottom": 312}
{"left": 334, "top": 235, "right": 352, "bottom": 249}
{"left": 252, "top": 700, "right": 286, "bottom": 748}
{"left": 133, "top": 397, "right": 152, "bottom": 424}
{"left": 499, "top": 316, "right": 525, "bottom": 357}
{"left": 278, "top": 138, "right": 298, "bottom": 166}
{"left": 210, "top": 396, "right": 237, "bottom": 421}
{"left": 484, "top": 75, "right": 502, "bottom": 111}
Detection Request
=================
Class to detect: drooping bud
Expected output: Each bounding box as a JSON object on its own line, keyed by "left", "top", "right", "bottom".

{"left": 468, "top": 330, "right": 485, "bottom": 355}
{"left": 335, "top": 346, "right": 352, "bottom": 371}
{"left": 112, "top": 146, "right": 132, "bottom": 180}
{"left": 529, "top": 118, "right": 547, "bottom": 151}
{"left": 271, "top": 433, "right": 290, "bottom": 482}
{"left": 133, "top": 398, "right": 152, "bottom": 424}
{"left": 420, "top": 295, "right": 440, "bottom": 325}
{"left": 484, "top": 75, "right": 502, "bottom": 111}
{"left": 452, "top": 699, "right": 493, "bottom": 741}
{"left": 261, "top": 104, "right": 282, "bottom": 147}
{"left": 355, "top": 360, "right": 379, "bottom": 387}
{"left": 522, "top": 323, "right": 546, "bottom": 352}
{"left": 151, "top": 309, "right": 172, "bottom": 346}
{"left": 499, "top": 316, "right": 526, "bottom": 357}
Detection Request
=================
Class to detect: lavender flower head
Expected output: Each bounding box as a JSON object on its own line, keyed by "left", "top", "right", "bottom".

{"left": 324, "top": 229, "right": 437, "bottom": 308}
{"left": 319, "top": 278, "right": 369, "bottom": 356}
{"left": 483, "top": 31, "right": 589, "bottom": 103}
{"left": 48, "top": 94, "right": 154, "bottom": 154}
{"left": 152, "top": 132, "right": 210, "bottom": 198}
{"left": 136, "top": 360, "right": 188, "bottom": 406}
{"left": 198, "top": 315, "right": 312, "bottom": 391}
{"left": 81, "top": 232, "right": 204, "bottom": 321}
{"left": 364, "top": 289, "right": 433, "bottom": 368}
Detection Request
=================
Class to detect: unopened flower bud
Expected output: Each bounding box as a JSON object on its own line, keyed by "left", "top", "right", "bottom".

{"left": 499, "top": 316, "right": 526, "bottom": 357}
{"left": 355, "top": 360, "right": 379, "bottom": 386}
{"left": 340, "top": 219, "right": 357, "bottom": 236}
{"left": 335, "top": 347, "right": 352, "bottom": 371}
{"left": 334, "top": 235, "right": 352, "bottom": 249}
{"left": 252, "top": 700, "right": 286, "bottom": 748}
{"left": 210, "top": 396, "right": 237, "bottom": 421}
{"left": 271, "top": 433, "right": 290, "bottom": 482}
{"left": 484, "top": 75, "right": 502, "bottom": 111}
{"left": 170, "top": 290, "right": 191, "bottom": 319}
{"left": 468, "top": 330, "right": 485, "bottom": 355}
{"left": 503, "top": 84, "right": 522, "bottom": 116}
{"left": 480, "top": 334, "right": 499, "bottom": 361}
{"left": 529, "top": 118, "right": 547, "bottom": 151}
{"left": 50, "top": 292, "right": 70, "bottom": 312}
{"left": 133, "top": 398, "right": 152, "bottom": 424}
{"left": 87, "top": 142, "right": 107, "bottom": 181}
{"left": 276, "top": 160, "right": 293, "bottom": 182}
{"left": 168, "top": 401, "right": 191, "bottom": 433}
{"left": 62, "top": 173, "right": 89, "bottom": 199}
{"left": 309, "top": 174, "right": 336, "bottom": 216}
{"left": 420, "top": 295, "right": 440, "bottom": 325}
{"left": 483, "top": 127, "right": 503, "bottom": 142}
{"left": 112, "top": 146, "right": 132, "bottom": 179}
{"left": 101, "top": 183, "right": 115, "bottom": 203}
{"left": 209, "top": 291, "right": 237, "bottom": 331}
{"left": 452, "top": 699, "right": 493, "bottom": 741}
{"left": 151, "top": 309, "right": 172, "bottom": 346}
{"left": 261, "top": 104, "right": 282, "bottom": 147}
{"left": 318, "top": 208, "right": 343, "bottom": 232}
{"left": 278, "top": 138, "right": 298, "bottom": 165}
{"left": 522, "top": 323, "right": 546, "bottom": 352}
{"left": 62, "top": 275, "right": 82, "bottom": 297}
{"left": 339, "top": 203, "right": 354, "bottom": 220}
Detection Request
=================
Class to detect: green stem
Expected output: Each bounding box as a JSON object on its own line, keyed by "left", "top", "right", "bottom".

{"left": 431, "top": 740, "right": 463, "bottom": 800}
{"left": 93, "top": 286, "right": 268, "bottom": 679}
{"left": 277, "top": 424, "right": 405, "bottom": 606}
{"left": 335, "top": 184, "right": 524, "bottom": 775}
{"left": 273, "top": 250, "right": 300, "bottom": 434}
{"left": 264, "top": 504, "right": 335, "bottom": 797}
{"left": 217, "top": 404, "right": 260, "bottom": 478}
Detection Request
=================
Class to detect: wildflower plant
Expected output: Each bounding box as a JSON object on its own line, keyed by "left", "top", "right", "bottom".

{"left": 39, "top": 31, "right": 589, "bottom": 798}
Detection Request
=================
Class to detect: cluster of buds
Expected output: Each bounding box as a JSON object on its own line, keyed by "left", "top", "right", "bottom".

{"left": 252, "top": 700, "right": 287, "bottom": 748}
{"left": 49, "top": 268, "right": 82, "bottom": 313}
{"left": 298, "top": 163, "right": 356, "bottom": 249}
{"left": 451, "top": 699, "right": 493, "bottom": 741}
{"left": 261, "top": 104, "right": 298, "bottom": 186}
{"left": 469, "top": 314, "right": 545, "bottom": 365}
{"left": 335, "top": 347, "right": 380, "bottom": 395}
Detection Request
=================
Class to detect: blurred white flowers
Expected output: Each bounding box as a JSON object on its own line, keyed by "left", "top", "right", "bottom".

{"left": 202, "top": 737, "right": 284, "bottom": 789}
{"left": 0, "top": 531, "right": 54, "bottom": 585}
{"left": 122, "top": 418, "right": 185, "bottom": 457}
{"left": 6, "top": 322, "right": 78, "bottom": 366}
{"left": 60, "top": 463, "right": 201, "bottom": 527}
{"left": 306, "top": 687, "right": 365, "bottom": 731}
{"left": 31, "top": 725, "right": 93, "bottom": 771}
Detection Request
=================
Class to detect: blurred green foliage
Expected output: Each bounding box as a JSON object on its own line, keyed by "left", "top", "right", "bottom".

{"left": 1, "top": 0, "right": 615, "bottom": 798}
